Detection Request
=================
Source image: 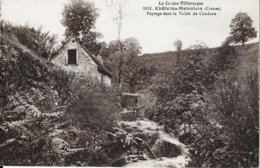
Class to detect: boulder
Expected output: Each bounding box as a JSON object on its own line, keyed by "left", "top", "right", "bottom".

{"left": 151, "top": 139, "right": 182, "bottom": 158}
{"left": 111, "top": 157, "right": 128, "bottom": 167}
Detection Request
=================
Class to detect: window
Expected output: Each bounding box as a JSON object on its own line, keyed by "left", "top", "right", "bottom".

{"left": 68, "top": 49, "right": 77, "bottom": 65}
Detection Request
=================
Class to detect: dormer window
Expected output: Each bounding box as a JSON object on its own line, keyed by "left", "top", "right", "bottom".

{"left": 68, "top": 49, "right": 77, "bottom": 65}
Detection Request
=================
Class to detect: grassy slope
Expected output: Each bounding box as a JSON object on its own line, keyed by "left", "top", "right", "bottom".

{"left": 234, "top": 43, "right": 259, "bottom": 76}
{"left": 139, "top": 43, "right": 259, "bottom": 76}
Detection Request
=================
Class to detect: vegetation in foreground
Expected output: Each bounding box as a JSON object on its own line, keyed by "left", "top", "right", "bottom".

{"left": 0, "top": 22, "right": 126, "bottom": 166}
{"left": 143, "top": 42, "right": 258, "bottom": 167}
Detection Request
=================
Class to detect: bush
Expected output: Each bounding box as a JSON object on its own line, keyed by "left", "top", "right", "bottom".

{"left": 0, "top": 24, "right": 121, "bottom": 166}
{"left": 206, "top": 45, "right": 238, "bottom": 86}
{"left": 188, "top": 70, "right": 258, "bottom": 167}
{"left": 64, "top": 74, "right": 120, "bottom": 131}
{"left": 1, "top": 20, "right": 58, "bottom": 60}
{"left": 0, "top": 47, "right": 69, "bottom": 165}
{"left": 146, "top": 41, "right": 258, "bottom": 167}
{"left": 50, "top": 73, "right": 122, "bottom": 166}
{"left": 147, "top": 43, "right": 208, "bottom": 134}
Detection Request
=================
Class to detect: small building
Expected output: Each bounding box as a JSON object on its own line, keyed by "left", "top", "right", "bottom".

{"left": 52, "top": 38, "right": 112, "bottom": 86}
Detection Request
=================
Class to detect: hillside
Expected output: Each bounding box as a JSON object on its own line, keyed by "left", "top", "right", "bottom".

{"left": 139, "top": 42, "right": 258, "bottom": 167}
{"left": 140, "top": 43, "right": 258, "bottom": 76}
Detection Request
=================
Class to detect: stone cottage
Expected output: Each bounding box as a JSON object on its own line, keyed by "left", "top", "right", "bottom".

{"left": 52, "top": 38, "right": 112, "bottom": 86}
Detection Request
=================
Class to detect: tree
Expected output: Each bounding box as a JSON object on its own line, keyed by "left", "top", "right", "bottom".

{"left": 173, "top": 39, "right": 183, "bottom": 51}
{"left": 174, "top": 39, "right": 183, "bottom": 65}
{"left": 61, "top": 0, "right": 102, "bottom": 54}
{"left": 99, "top": 42, "right": 109, "bottom": 58}
{"left": 124, "top": 61, "right": 157, "bottom": 93}
{"left": 106, "top": 0, "right": 127, "bottom": 86}
{"left": 229, "top": 12, "right": 257, "bottom": 45}
{"left": 107, "top": 37, "right": 142, "bottom": 88}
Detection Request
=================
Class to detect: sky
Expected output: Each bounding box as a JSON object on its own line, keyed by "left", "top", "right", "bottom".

{"left": 1, "top": 0, "right": 259, "bottom": 54}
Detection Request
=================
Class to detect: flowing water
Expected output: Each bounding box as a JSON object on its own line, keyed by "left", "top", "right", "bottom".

{"left": 118, "top": 119, "right": 190, "bottom": 168}
{"left": 125, "top": 156, "right": 188, "bottom": 168}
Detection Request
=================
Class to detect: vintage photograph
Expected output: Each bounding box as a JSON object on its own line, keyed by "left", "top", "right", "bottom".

{"left": 0, "top": 0, "right": 259, "bottom": 167}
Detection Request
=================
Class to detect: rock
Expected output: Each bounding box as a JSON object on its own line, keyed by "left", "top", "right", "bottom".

{"left": 132, "top": 158, "right": 139, "bottom": 162}
{"left": 111, "top": 157, "right": 128, "bottom": 167}
{"left": 139, "top": 153, "right": 149, "bottom": 160}
{"left": 151, "top": 139, "right": 182, "bottom": 158}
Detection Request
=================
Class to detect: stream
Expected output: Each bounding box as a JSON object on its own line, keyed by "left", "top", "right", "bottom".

{"left": 116, "top": 119, "right": 190, "bottom": 168}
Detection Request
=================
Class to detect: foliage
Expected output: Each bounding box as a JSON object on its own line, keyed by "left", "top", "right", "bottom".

{"left": 222, "top": 36, "right": 236, "bottom": 46}
{"left": 106, "top": 37, "right": 142, "bottom": 87}
{"left": 64, "top": 74, "right": 120, "bottom": 131}
{"left": 0, "top": 23, "right": 121, "bottom": 166}
{"left": 146, "top": 40, "right": 258, "bottom": 167}
{"left": 0, "top": 93, "right": 67, "bottom": 165}
{"left": 61, "top": 0, "right": 101, "bottom": 54}
{"left": 229, "top": 12, "right": 257, "bottom": 45}
{"left": 0, "top": 35, "right": 73, "bottom": 165}
{"left": 205, "top": 45, "right": 238, "bottom": 87}
{"left": 147, "top": 43, "right": 208, "bottom": 140}
{"left": 123, "top": 58, "right": 157, "bottom": 93}
{"left": 188, "top": 71, "right": 259, "bottom": 167}
{"left": 99, "top": 42, "right": 109, "bottom": 57}
{"left": 1, "top": 20, "right": 58, "bottom": 60}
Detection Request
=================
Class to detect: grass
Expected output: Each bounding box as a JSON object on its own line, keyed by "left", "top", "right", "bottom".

{"left": 139, "top": 43, "right": 258, "bottom": 77}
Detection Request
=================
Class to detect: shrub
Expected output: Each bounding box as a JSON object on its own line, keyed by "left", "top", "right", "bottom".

{"left": 0, "top": 25, "right": 121, "bottom": 166}
{"left": 52, "top": 74, "right": 123, "bottom": 166}
{"left": 1, "top": 20, "right": 58, "bottom": 60}
{"left": 147, "top": 43, "right": 208, "bottom": 132}
{"left": 64, "top": 74, "right": 120, "bottom": 131}
{"left": 188, "top": 70, "right": 259, "bottom": 167}
{"left": 146, "top": 41, "right": 258, "bottom": 167}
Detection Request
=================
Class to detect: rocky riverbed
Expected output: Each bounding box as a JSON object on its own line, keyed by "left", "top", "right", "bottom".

{"left": 113, "top": 119, "right": 190, "bottom": 167}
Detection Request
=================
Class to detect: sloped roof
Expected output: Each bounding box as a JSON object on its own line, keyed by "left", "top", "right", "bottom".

{"left": 53, "top": 38, "right": 112, "bottom": 78}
